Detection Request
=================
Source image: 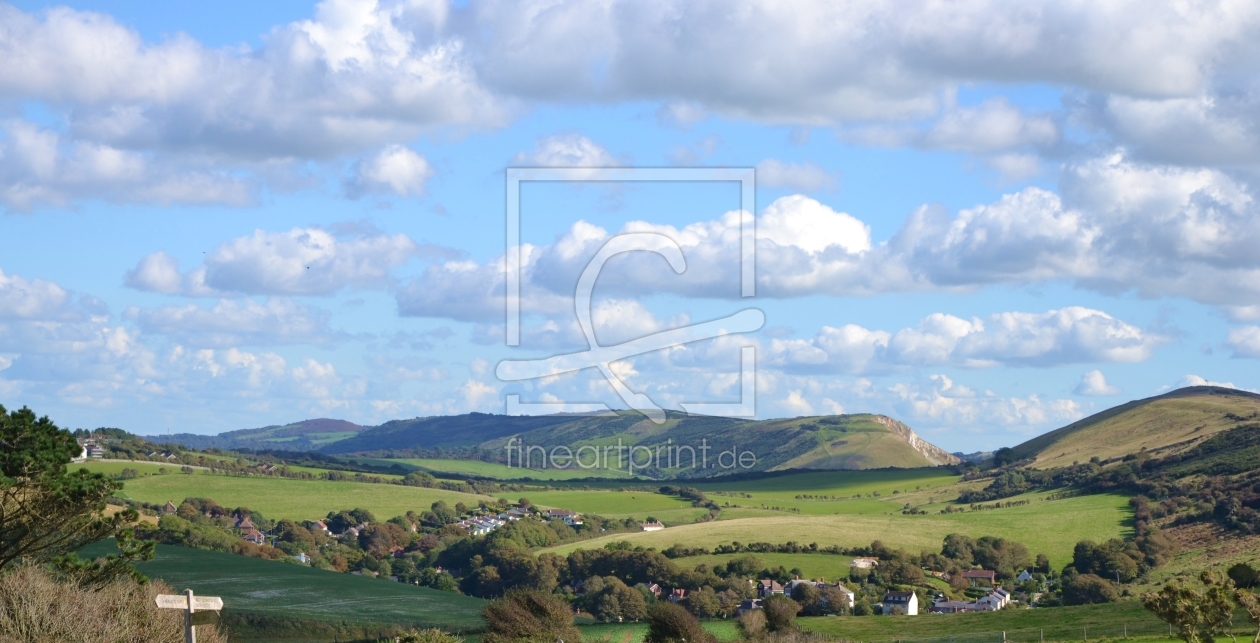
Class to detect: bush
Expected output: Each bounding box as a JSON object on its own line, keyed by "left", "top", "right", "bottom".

{"left": 1063, "top": 574, "right": 1118, "bottom": 605}
{"left": 0, "top": 564, "right": 226, "bottom": 642}
{"left": 482, "top": 590, "right": 580, "bottom": 643}
{"left": 736, "top": 609, "right": 766, "bottom": 637}
{"left": 763, "top": 595, "right": 800, "bottom": 632}
{"left": 396, "top": 628, "right": 464, "bottom": 643}
{"left": 645, "top": 602, "right": 715, "bottom": 643}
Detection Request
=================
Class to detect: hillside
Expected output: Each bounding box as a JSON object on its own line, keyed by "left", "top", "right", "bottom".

{"left": 476, "top": 411, "right": 959, "bottom": 474}
{"left": 1008, "top": 385, "right": 1260, "bottom": 468}
{"left": 166, "top": 418, "right": 367, "bottom": 451}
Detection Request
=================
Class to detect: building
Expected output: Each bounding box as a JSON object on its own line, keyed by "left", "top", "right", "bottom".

{"left": 930, "top": 600, "right": 974, "bottom": 614}
{"left": 646, "top": 583, "right": 663, "bottom": 598}
{"left": 241, "top": 529, "right": 265, "bottom": 545}
{"left": 882, "top": 591, "right": 918, "bottom": 616}
{"left": 669, "top": 588, "right": 689, "bottom": 603}
{"left": 546, "top": 508, "right": 579, "bottom": 520}
{"left": 930, "top": 588, "right": 1010, "bottom": 614}
{"left": 294, "top": 552, "right": 311, "bottom": 564}
{"left": 162, "top": 500, "right": 178, "bottom": 515}
{"left": 641, "top": 520, "right": 665, "bottom": 532}
{"left": 962, "top": 570, "right": 997, "bottom": 586}
{"left": 832, "top": 583, "right": 856, "bottom": 610}
{"left": 737, "top": 599, "right": 764, "bottom": 615}
{"left": 757, "top": 579, "right": 784, "bottom": 598}
{"left": 851, "top": 557, "right": 880, "bottom": 569}
{"left": 235, "top": 515, "right": 256, "bottom": 530}
{"left": 1016, "top": 569, "right": 1034, "bottom": 583}
{"left": 308, "top": 519, "right": 331, "bottom": 535}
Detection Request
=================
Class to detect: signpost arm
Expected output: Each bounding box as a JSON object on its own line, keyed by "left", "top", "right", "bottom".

{"left": 185, "top": 588, "right": 196, "bottom": 643}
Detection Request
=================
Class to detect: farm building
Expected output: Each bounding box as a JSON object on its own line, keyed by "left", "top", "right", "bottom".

{"left": 641, "top": 520, "right": 665, "bottom": 531}
{"left": 850, "top": 556, "right": 879, "bottom": 569}
{"left": 882, "top": 591, "right": 918, "bottom": 615}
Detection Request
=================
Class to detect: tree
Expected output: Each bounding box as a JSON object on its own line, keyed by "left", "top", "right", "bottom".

{"left": 1142, "top": 572, "right": 1237, "bottom": 643}
{"left": 762, "top": 595, "right": 799, "bottom": 632}
{"left": 482, "top": 590, "right": 581, "bottom": 643}
{"left": 1063, "top": 574, "right": 1118, "bottom": 605}
{"left": 645, "top": 602, "right": 716, "bottom": 643}
{"left": 820, "top": 587, "right": 851, "bottom": 616}
{"left": 1235, "top": 588, "right": 1260, "bottom": 643}
{"left": 1229, "top": 563, "right": 1259, "bottom": 590}
{"left": 791, "top": 583, "right": 823, "bottom": 616}
{"left": 0, "top": 405, "right": 145, "bottom": 572}
{"left": 396, "top": 629, "right": 464, "bottom": 643}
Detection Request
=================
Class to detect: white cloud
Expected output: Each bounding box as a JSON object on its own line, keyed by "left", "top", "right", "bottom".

{"left": 511, "top": 134, "right": 620, "bottom": 167}
{"left": 126, "top": 225, "right": 425, "bottom": 296}
{"left": 1226, "top": 326, "right": 1260, "bottom": 359}
{"left": 755, "top": 159, "right": 837, "bottom": 191}
{"left": 128, "top": 298, "right": 336, "bottom": 347}
{"left": 1176, "top": 374, "right": 1239, "bottom": 389}
{"left": 0, "top": 268, "right": 74, "bottom": 319}
{"left": 1074, "top": 369, "right": 1120, "bottom": 396}
{"left": 889, "top": 375, "right": 1082, "bottom": 427}
{"left": 784, "top": 390, "right": 814, "bottom": 415}
{"left": 347, "top": 145, "right": 434, "bottom": 198}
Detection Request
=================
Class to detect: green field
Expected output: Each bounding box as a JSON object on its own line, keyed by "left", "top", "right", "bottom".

{"left": 495, "top": 488, "right": 706, "bottom": 524}
{"left": 71, "top": 460, "right": 201, "bottom": 476}
{"left": 543, "top": 493, "right": 1131, "bottom": 568}
{"left": 577, "top": 619, "right": 741, "bottom": 643}
{"left": 694, "top": 469, "right": 963, "bottom": 516}
{"left": 114, "top": 473, "right": 495, "bottom": 521}
{"left": 371, "top": 458, "right": 638, "bottom": 480}
{"left": 78, "top": 542, "right": 486, "bottom": 630}
{"left": 674, "top": 552, "right": 863, "bottom": 580}
{"left": 799, "top": 600, "right": 1260, "bottom": 643}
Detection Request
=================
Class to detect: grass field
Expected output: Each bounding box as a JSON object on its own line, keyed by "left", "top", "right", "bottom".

{"left": 577, "top": 619, "right": 741, "bottom": 643}
{"left": 798, "top": 600, "right": 1260, "bottom": 643}
{"left": 694, "top": 469, "right": 964, "bottom": 517}
{"left": 543, "top": 493, "right": 1131, "bottom": 568}
{"left": 77, "top": 541, "right": 486, "bottom": 630}
{"left": 371, "top": 458, "right": 637, "bottom": 480}
{"left": 114, "top": 473, "right": 495, "bottom": 521}
{"left": 496, "top": 488, "right": 708, "bottom": 524}
{"left": 71, "top": 460, "right": 201, "bottom": 475}
{"left": 673, "top": 552, "right": 864, "bottom": 580}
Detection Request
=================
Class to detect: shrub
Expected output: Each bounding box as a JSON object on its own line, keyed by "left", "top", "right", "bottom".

{"left": 0, "top": 565, "right": 226, "bottom": 643}
{"left": 482, "top": 590, "right": 580, "bottom": 643}
{"left": 396, "top": 628, "right": 464, "bottom": 643}
{"left": 762, "top": 595, "right": 800, "bottom": 632}
{"left": 645, "top": 602, "right": 715, "bottom": 643}
{"left": 1063, "top": 574, "right": 1118, "bottom": 605}
{"left": 736, "top": 609, "right": 766, "bottom": 637}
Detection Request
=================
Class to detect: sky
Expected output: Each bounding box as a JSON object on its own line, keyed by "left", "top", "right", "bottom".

{"left": 2, "top": 0, "right": 1260, "bottom": 452}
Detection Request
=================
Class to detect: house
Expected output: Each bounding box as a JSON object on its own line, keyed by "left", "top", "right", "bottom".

{"left": 850, "top": 557, "right": 880, "bottom": 569}
{"left": 882, "top": 591, "right": 918, "bottom": 616}
{"left": 669, "top": 588, "right": 689, "bottom": 603}
{"left": 756, "top": 579, "right": 784, "bottom": 598}
{"left": 309, "top": 520, "right": 331, "bottom": 535}
{"left": 737, "top": 599, "right": 764, "bottom": 615}
{"left": 547, "top": 508, "right": 579, "bottom": 520}
{"left": 570, "top": 578, "right": 586, "bottom": 594}
{"left": 641, "top": 520, "right": 665, "bottom": 532}
{"left": 962, "top": 570, "right": 997, "bottom": 586}
{"left": 507, "top": 507, "right": 530, "bottom": 518}
{"left": 295, "top": 552, "right": 311, "bottom": 564}
{"left": 831, "top": 583, "right": 856, "bottom": 610}
{"left": 646, "top": 583, "right": 663, "bottom": 598}
{"left": 930, "top": 600, "right": 974, "bottom": 614}
{"left": 241, "top": 529, "right": 265, "bottom": 545}
{"left": 563, "top": 516, "right": 584, "bottom": 527}
{"left": 235, "top": 515, "right": 256, "bottom": 530}
{"left": 498, "top": 512, "right": 520, "bottom": 521}
{"left": 345, "top": 526, "right": 361, "bottom": 538}
{"left": 390, "top": 545, "right": 406, "bottom": 558}
{"left": 1017, "top": 569, "right": 1034, "bottom": 583}
{"left": 930, "top": 588, "right": 1009, "bottom": 614}
{"left": 162, "top": 500, "right": 178, "bottom": 515}
{"left": 783, "top": 578, "right": 818, "bottom": 597}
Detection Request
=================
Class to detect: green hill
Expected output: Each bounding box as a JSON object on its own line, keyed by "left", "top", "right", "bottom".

{"left": 1008, "top": 385, "right": 1260, "bottom": 468}
{"left": 166, "top": 418, "right": 369, "bottom": 451}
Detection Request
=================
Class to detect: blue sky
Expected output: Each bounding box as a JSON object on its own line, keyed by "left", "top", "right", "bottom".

{"left": 2, "top": 0, "right": 1260, "bottom": 452}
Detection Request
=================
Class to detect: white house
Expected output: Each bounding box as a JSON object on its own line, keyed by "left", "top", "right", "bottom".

{"left": 1017, "top": 569, "right": 1034, "bottom": 582}
{"left": 832, "top": 583, "right": 856, "bottom": 610}
{"left": 851, "top": 557, "right": 880, "bottom": 569}
{"left": 295, "top": 552, "right": 311, "bottom": 564}
{"left": 882, "top": 591, "right": 918, "bottom": 616}
{"left": 641, "top": 520, "right": 665, "bottom": 531}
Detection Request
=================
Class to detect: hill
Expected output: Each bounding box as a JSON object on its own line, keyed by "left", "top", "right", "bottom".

{"left": 324, "top": 412, "right": 578, "bottom": 453}
{"left": 165, "top": 418, "right": 368, "bottom": 451}
{"left": 1007, "top": 386, "right": 1260, "bottom": 468}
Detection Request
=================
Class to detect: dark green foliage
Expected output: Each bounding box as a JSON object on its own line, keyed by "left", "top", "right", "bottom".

{"left": 762, "top": 595, "right": 799, "bottom": 632}
{"left": 1071, "top": 539, "right": 1141, "bottom": 582}
{"left": 580, "top": 576, "right": 648, "bottom": 622}
{"left": 0, "top": 404, "right": 138, "bottom": 571}
{"left": 50, "top": 528, "right": 154, "bottom": 590}
{"left": 1063, "top": 574, "right": 1118, "bottom": 605}
{"left": 1229, "top": 563, "right": 1259, "bottom": 590}
{"left": 1143, "top": 572, "right": 1238, "bottom": 643}
{"left": 645, "top": 601, "right": 716, "bottom": 643}
{"left": 482, "top": 590, "right": 581, "bottom": 643}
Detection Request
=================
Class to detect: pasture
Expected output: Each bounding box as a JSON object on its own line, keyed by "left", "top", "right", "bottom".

{"left": 542, "top": 493, "right": 1132, "bottom": 568}
{"left": 77, "top": 542, "right": 485, "bottom": 630}
{"left": 114, "top": 473, "right": 495, "bottom": 521}
{"left": 496, "top": 488, "right": 708, "bottom": 524}
{"left": 370, "top": 457, "right": 636, "bottom": 480}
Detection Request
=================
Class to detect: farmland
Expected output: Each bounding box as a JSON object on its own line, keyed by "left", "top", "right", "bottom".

{"left": 367, "top": 457, "right": 635, "bottom": 480}
{"left": 112, "top": 473, "right": 496, "bottom": 521}
{"left": 77, "top": 541, "right": 485, "bottom": 638}
{"left": 542, "top": 492, "right": 1132, "bottom": 568}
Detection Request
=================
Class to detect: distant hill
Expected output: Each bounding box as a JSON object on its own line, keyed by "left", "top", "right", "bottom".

{"left": 323, "top": 413, "right": 580, "bottom": 453}
{"left": 1007, "top": 386, "right": 1260, "bottom": 468}
{"left": 165, "top": 418, "right": 366, "bottom": 452}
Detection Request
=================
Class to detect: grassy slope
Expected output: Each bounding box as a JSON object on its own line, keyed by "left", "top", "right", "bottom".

{"left": 369, "top": 457, "right": 636, "bottom": 480}
{"left": 78, "top": 542, "right": 485, "bottom": 630}
{"left": 494, "top": 488, "right": 708, "bottom": 525}
{"left": 114, "top": 474, "right": 495, "bottom": 521}
{"left": 772, "top": 416, "right": 942, "bottom": 471}
{"left": 542, "top": 493, "right": 1132, "bottom": 569}
{"left": 1011, "top": 387, "right": 1260, "bottom": 469}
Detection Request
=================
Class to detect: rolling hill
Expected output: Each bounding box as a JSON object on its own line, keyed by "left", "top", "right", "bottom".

{"left": 1007, "top": 385, "right": 1260, "bottom": 468}
{"left": 165, "top": 418, "right": 368, "bottom": 451}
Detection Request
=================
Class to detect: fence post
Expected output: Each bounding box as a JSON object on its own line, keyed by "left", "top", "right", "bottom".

{"left": 1084, "top": 627, "right": 1087, "bottom": 642}
{"left": 1124, "top": 624, "right": 1127, "bottom": 639}
{"left": 1041, "top": 629, "right": 1044, "bottom": 643}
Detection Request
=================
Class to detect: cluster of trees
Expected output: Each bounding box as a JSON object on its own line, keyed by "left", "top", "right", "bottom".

{"left": 1142, "top": 570, "right": 1260, "bottom": 643}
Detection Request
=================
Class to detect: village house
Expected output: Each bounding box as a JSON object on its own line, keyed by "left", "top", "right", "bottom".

{"left": 234, "top": 515, "right": 256, "bottom": 530}
{"left": 1017, "top": 569, "right": 1034, "bottom": 583}
{"left": 930, "top": 588, "right": 1010, "bottom": 613}
{"left": 646, "top": 583, "right": 663, "bottom": 599}
{"left": 294, "top": 552, "right": 311, "bottom": 564}
{"left": 546, "top": 508, "right": 579, "bottom": 520}
{"left": 756, "top": 579, "right": 784, "bottom": 598}
{"left": 737, "top": 599, "right": 764, "bottom": 615}
{"left": 241, "top": 528, "right": 265, "bottom": 545}
{"left": 832, "top": 583, "right": 856, "bottom": 610}
{"left": 882, "top": 590, "right": 918, "bottom": 616}
{"left": 308, "top": 519, "right": 331, "bottom": 535}
{"left": 962, "top": 570, "right": 997, "bottom": 587}
{"left": 162, "top": 500, "right": 177, "bottom": 515}
{"left": 669, "top": 588, "right": 688, "bottom": 603}
{"left": 850, "top": 556, "right": 879, "bottom": 569}
{"left": 640, "top": 520, "right": 665, "bottom": 532}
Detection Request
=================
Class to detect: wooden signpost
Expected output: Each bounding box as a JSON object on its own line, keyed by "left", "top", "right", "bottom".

{"left": 155, "top": 589, "right": 223, "bottom": 643}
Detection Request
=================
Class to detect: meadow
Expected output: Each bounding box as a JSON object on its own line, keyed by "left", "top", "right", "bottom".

{"left": 77, "top": 541, "right": 486, "bottom": 631}
{"left": 370, "top": 457, "right": 636, "bottom": 480}
{"left": 113, "top": 473, "right": 496, "bottom": 521}
{"left": 542, "top": 493, "right": 1132, "bottom": 569}
{"left": 495, "top": 488, "right": 707, "bottom": 524}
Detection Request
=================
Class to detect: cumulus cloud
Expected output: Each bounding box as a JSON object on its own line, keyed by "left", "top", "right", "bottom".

{"left": 511, "top": 134, "right": 620, "bottom": 167}
{"left": 126, "top": 225, "right": 430, "bottom": 296}
{"left": 1176, "top": 374, "right": 1240, "bottom": 389}
{"left": 128, "top": 298, "right": 336, "bottom": 347}
{"left": 346, "top": 145, "right": 434, "bottom": 198}
{"left": 755, "top": 159, "right": 837, "bottom": 191}
{"left": 0, "top": 267, "right": 74, "bottom": 319}
{"left": 1226, "top": 326, "right": 1260, "bottom": 359}
{"left": 764, "top": 307, "right": 1163, "bottom": 374}
{"left": 888, "top": 374, "right": 1082, "bottom": 428}
{"left": 1074, "top": 369, "right": 1120, "bottom": 396}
